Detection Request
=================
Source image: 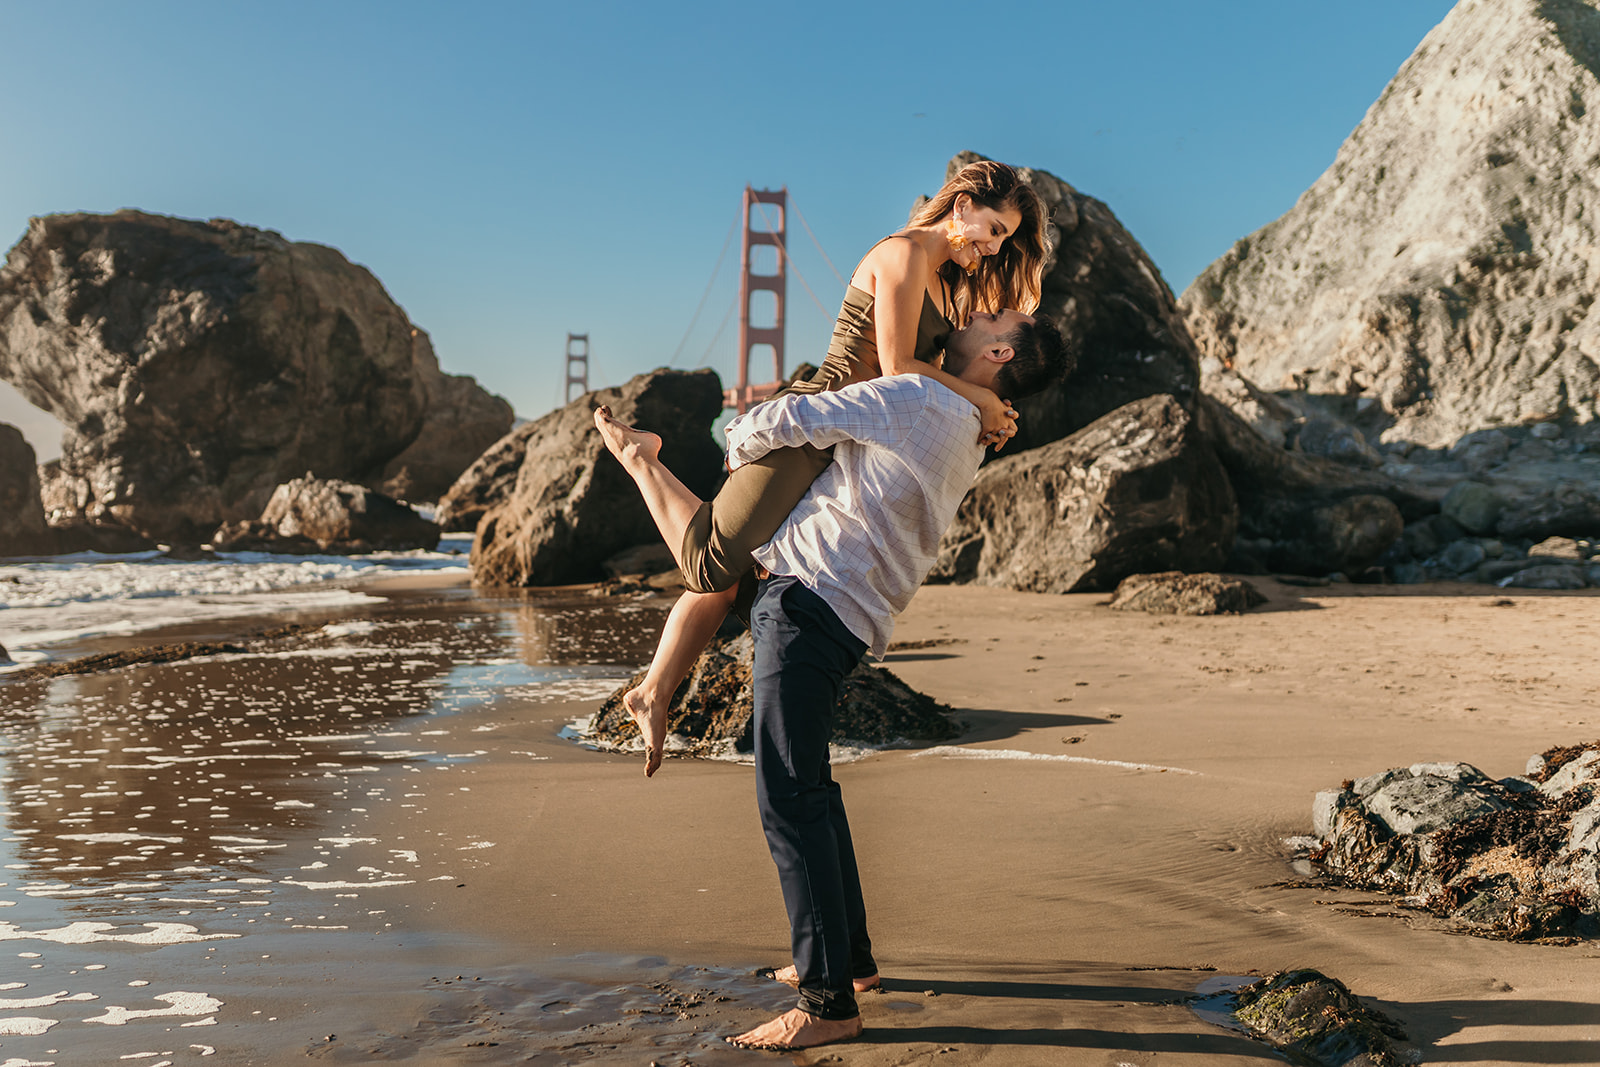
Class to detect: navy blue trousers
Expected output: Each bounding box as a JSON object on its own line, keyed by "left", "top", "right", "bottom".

{"left": 750, "top": 574, "right": 876, "bottom": 1021}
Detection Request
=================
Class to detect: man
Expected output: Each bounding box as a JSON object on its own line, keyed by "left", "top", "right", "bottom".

{"left": 715, "top": 309, "right": 1073, "bottom": 1049}
{"left": 594, "top": 309, "right": 1071, "bottom": 1048}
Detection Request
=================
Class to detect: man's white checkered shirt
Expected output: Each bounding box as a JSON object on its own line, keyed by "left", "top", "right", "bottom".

{"left": 724, "top": 375, "right": 984, "bottom": 659}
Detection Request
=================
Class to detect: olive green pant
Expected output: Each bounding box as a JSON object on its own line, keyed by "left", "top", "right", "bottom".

{"left": 681, "top": 442, "right": 833, "bottom": 597}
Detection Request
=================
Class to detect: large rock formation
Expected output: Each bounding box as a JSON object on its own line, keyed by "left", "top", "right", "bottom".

{"left": 0, "top": 422, "right": 51, "bottom": 555}
{"left": 0, "top": 211, "right": 508, "bottom": 543}
{"left": 931, "top": 394, "right": 1236, "bottom": 592}
{"left": 470, "top": 369, "right": 725, "bottom": 586}
{"left": 946, "top": 153, "right": 1201, "bottom": 452}
{"left": 1182, "top": 0, "right": 1600, "bottom": 449}
{"left": 377, "top": 328, "right": 513, "bottom": 503}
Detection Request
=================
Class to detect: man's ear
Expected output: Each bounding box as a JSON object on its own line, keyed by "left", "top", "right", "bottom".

{"left": 984, "top": 343, "right": 1016, "bottom": 365}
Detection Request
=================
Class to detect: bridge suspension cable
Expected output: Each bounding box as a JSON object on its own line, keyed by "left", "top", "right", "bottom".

{"left": 668, "top": 209, "right": 740, "bottom": 366}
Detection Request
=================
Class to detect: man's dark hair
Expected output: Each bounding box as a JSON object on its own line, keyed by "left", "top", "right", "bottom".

{"left": 994, "top": 314, "right": 1074, "bottom": 399}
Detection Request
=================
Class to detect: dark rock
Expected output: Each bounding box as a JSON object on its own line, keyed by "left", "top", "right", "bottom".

{"left": 0, "top": 422, "right": 52, "bottom": 555}
{"left": 1232, "top": 969, "right": 1409, "bottom": 1067}
{"left": 931, "top": 394, "right": 1236, "bottom": 593}
{"left": 1438, "top": 539, "right": 1487, "bottom": 574}
{"left": 1197, "top": 394, "right": 1418, "bottom": 576}
{"left": 1441, "top": 482, "right": 1504, "bottom": 535}
{"left": 587, "top": 631, "right": 960, "bottom": 756}
{"left": 1106, "top": 572, "right": 1266, "bottom": 616}
{"left": 0, "top": 211, "right": 504, "bottom": 543}
{"left": 1293, "top": 414, "right": 1382, "bottom": 468}
{"left": 376, "top": 328, "right": 514, "bottom": 503}
{"left": 1500, "top": 563, "right": 1587, "bottom": 590}
{"left": 1181, "top": 0, "right": 1600, "bottom": 450}
{"left": 945, "top": 154, "right": 1200, "bottom": 452}
{"left": 212, "top": 476, "right": 440, "bottom": 554}
{"left": 470, "top": 369, "right": 725, "bottom": 587}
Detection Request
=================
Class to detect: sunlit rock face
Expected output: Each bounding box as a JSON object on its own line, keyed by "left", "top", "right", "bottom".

{"left": 1182, "top": 0, "right": 1600, "bottom": 448}
{"left": 0, "top": 211, "right": 507, "bottom": 543}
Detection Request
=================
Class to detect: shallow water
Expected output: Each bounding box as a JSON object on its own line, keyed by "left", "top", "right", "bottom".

{"left": 0, "top": 585, "right": 693, "bottom": 1062}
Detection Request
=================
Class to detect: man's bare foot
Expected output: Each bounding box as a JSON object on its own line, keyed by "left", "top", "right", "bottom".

{"left": 593, "top": 405, "right": 662, "bottom": 467}
{"left": 768, "top": 964, "right": 880, "bottom": 993}
{"left": 622, "top": 687, "right": 666, "bottom": 778}
{"left": 727, "top": 1008, "right": 861, "bottom": 1050}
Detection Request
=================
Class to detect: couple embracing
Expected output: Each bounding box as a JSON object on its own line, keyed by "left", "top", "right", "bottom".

{"left": 595, "top": 160, "right": 1075, "bottom": 1049}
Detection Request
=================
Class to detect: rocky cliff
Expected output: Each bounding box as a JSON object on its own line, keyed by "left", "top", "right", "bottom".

{"left": 0, "top": 211, "right": 509, "bottom": 543}
{"left": 1182, "top": 0, "right": 1600, "bottom": 448}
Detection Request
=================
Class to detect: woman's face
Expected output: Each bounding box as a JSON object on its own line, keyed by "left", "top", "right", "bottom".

{"left": 950, "top": 195, "right": 1023, "bottom": 272}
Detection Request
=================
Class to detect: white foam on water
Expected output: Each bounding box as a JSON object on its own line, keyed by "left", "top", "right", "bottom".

{"left": 281, "top": 878, "right": 414, "bottom": 890}
{"left": 57, "top": 834, "right": 184, "bottom": 845}
{"left": 913, "top": 746, "right": 1201, "bottom": 775}
{"left": 84, "top": 991, "right": 221, "bottom": 1026}
{"left": 0, "top": 1018, "right": 56, "bottom": 1035}
{"left": 1, "top": 1056, "right": 58, "bottom": 1065}
{"left": 0, "top": 922, "right": 238, "bottom": 945}
{"left": 0, "top": 541, "right": 468, "bottom": 661}
{"left": 0, "top": 991, "right": 96, "bottom": 1009}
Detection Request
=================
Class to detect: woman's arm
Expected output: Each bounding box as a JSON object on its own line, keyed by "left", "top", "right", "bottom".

{"left": 862, "top": 239, "right": 1018, "bottom": 450}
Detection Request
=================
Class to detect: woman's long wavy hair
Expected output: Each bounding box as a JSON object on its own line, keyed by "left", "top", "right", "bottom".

{"left": 909, "top": 159, "right": 1047, "bottom": 326}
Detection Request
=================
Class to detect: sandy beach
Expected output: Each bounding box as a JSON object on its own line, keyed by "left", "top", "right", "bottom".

{"left": 3, "top": 573, "right": 1599, "bottom": 1065}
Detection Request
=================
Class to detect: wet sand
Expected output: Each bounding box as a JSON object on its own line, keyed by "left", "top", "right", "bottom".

{"left": 3, "top": 574, "right": 1599, "bottom": 1064}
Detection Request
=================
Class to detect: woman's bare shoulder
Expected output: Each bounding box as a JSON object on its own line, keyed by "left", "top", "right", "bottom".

{"left": 854, "top": 233, "right": 930, "bottom": 291}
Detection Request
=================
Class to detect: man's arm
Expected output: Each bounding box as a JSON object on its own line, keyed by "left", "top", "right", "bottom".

{"left": 724, "top": 378, "right": 931, "bottom": 469}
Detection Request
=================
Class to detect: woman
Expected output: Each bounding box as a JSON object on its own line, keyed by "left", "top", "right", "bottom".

{"left": 600, "top": 160, "right": 1049, "bottom": 776}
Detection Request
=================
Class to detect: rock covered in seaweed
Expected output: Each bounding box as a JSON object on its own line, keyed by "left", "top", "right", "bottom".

{"left": 1230, "top": 969, "right": 1410, "bottom": 1067}
{"left": 1308, "top": 745, "right": 1600, "bottom": 941}
{"left": 587, "top": 632, "right": 960, "bottom": 757}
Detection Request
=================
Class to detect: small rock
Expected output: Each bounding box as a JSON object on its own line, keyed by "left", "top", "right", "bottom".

{"left": 1448, "top": 429, "right": 1512, "bottom": 473}
{"left": 1531, "top": 422, "right": 1563, "bottom": 440}
{"left": 1106, "top": 572, "right": 1267, "bottom": 616}
{"left": 1499, "top": 564, "right": 1587, "bottom": 590}
{"left": 1441, "top": 481, "right": 1505, "bottom": 535}
{"left": 1312, "top": 789, "right": 1359, "bottom": 839}
{"left": 1529, "top": 536, "right": 1584, "bottom": 559}
{"left": 1232, "top": 969, "right": 1408, "bottom": 1067}
{"left": 1437, "top": 539, "right": 1487, "bottom": 574}
{"left": 1526, "top": 753, "right": 1549, "bottom": 777}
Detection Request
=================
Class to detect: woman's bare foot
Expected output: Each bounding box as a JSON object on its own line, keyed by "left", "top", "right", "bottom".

{"left": 593, "top": 405, "right": 662, "bottom": 468}
{"left": 768, "top": 964, "right": 880, "bottom": 993}
{"left": 622, "top": 687, "right": 666, "bottom": 778}
{"left": 727, "top": 1008, "right": 861, "bottom": 1050}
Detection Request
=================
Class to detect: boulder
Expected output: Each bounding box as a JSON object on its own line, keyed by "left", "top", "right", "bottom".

{"left": 470, "top": 369, "right": 725, "bottom": 587}
{"left": 1181, "top": 0, "right": 1600, "bottom": 449}
{"left": 587, "top": 631, "right": 960, "bottom": 756}
{"left": 376, "top": 327, "right": 513, "bottom": 503}
{"left": 1197, "top": 394, "right": 1418, "bottom": 575}
{"left": 1440, "top": 481, "right": 1504, "bottom": 535}
{"left": 1310, "top": 746, "right": 1600, "bottom": 941}
{"left": 931, "top": 394, "right": 1236, "bottom": 593}
{"left": 0, "top": 211, "right": 505, "bottom": 543}
{"left": 0, "top": 422, "right": 52, "bottom": 555}
{"left": 212, "top": 476, "right": 440, "bottom": 554}
{"left": 1107, "top": 572, "right": 1266, "bottom": 616}
{"left": 944, "top": 154, "right": 1199, "bottom": 451}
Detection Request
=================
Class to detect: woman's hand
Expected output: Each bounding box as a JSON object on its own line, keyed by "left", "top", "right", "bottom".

{"left": 977, "top": 394, "right": 1019, "bottom": 451}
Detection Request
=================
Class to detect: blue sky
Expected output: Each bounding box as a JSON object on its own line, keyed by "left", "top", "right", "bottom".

{"left": 0, "top": 0, "right": 1456, "bottom": 460}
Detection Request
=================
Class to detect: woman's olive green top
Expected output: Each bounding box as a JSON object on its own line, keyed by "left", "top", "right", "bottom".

{"left": 786, "top": 282, "right": 954, "bottom": 394}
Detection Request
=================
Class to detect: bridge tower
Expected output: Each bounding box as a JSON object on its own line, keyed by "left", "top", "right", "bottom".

{"left": 725, "top": 186, "right": 788, "bottom": 412}
{"left": 565, "top": 333, "right": 590, "bottom": 403}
